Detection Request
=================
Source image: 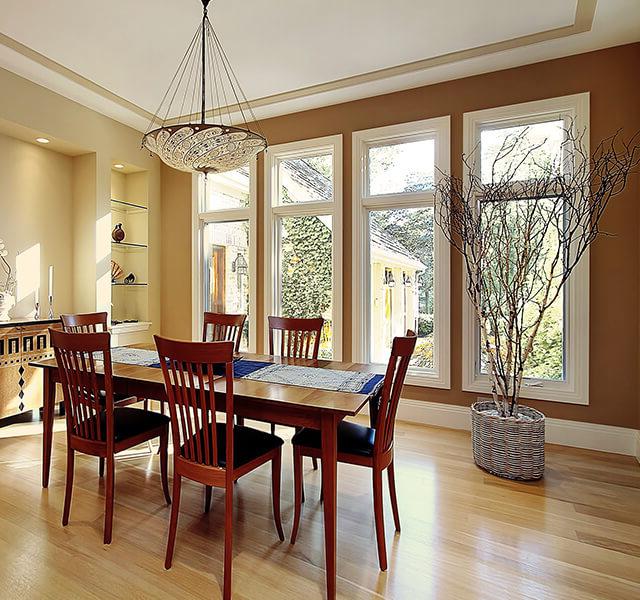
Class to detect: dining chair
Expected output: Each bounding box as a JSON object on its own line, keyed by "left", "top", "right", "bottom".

{"left": 267, "top": 315, "right": 324, "bottom": 470}
{"left": 50, "top": 329, "right": 171, "bottom": 545}
{"left": 203, "top": 312, "right": 248, "bottom": 426}
{"left": 154, "top": 335, "right": 285, "bottom": 600}
{"left": 290, "top": 330, "right": 417, "bottom": 571}
{"left": 202, "top": 312, "right": 247, "bottom": 351}
{"left": 61, "top": 311, "right": 147, "bottom": 475}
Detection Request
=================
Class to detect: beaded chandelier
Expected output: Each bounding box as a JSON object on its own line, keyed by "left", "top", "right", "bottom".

{"left": 142, "top": 0, "right": 267, "bottom": 174}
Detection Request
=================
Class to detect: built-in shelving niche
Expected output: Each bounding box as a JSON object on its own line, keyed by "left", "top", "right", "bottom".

{"left": 110, "top": 168, "right": 151, "bottom": 345}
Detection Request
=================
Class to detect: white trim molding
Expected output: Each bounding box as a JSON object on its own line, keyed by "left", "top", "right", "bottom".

{"left": 461, "top": 93, "right": 591, "bottom": 405}
{"left": 263, "top": 135, "right": 343, "bottom": 360}
{"left": 396, "top": 398, "right": 640, "bottom": 457}
{"left": 352, "top": 116, "right": 450, "bottom": 389}
{"left": 192, "top": 158, "right": 258, "bottom": 351}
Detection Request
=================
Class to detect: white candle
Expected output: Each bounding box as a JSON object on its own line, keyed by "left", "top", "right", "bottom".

{"left": 48, "top": 266, "right": 54, "bottom": 299}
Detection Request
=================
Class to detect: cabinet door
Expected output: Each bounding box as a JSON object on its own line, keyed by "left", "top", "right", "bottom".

{"left": 19, "top": 325, "right": 58, "bottom": 414}
{"left": 0, "top": 327, "right": 24, "bottom": 419}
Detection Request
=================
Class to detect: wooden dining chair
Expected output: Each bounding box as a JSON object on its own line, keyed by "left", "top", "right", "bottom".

{"left": 154, "top": 335, "right": 285, "bottom": 600}
{"left": 202, "top": 312, "right": 247, "bottom": 351}
{"left": 267, "top": 315, "right": 324, "bottom": 469}
{"left": 61, "top": 311, "right": 146, "bottom": 475}
{"left": 50, "top": 329, "right": 171, "bottom": 544}
{"left": 290, "top": 330, "right": 417, "bottom": 571}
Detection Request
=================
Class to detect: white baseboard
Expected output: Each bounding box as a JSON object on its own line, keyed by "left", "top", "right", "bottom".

{"left": 396, "top": 398, "right": 640, "bottom": 457}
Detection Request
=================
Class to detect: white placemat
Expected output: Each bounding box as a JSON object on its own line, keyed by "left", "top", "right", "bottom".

{"left": 110, "top": 347, "right": 159, "bottom": 367}
{"left": 244, "top": 363, "right": 378, "bottom": 393}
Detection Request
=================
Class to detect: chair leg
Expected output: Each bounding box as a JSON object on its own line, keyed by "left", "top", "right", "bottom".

{"left": 270, "top": 422, "right": 276, "bottom": 435}
{"left": 388, "top": 461, "right": 401, "bottom": 532}
{"left": 159, "top": 429, "right": 171, "bottom": 505}
{"left": 272, "top": 449, "right": 284, "bottom": 541}
{"left": 223, "top": 480, "right": 234, "bottom": 600}
{"left": 372, "top": 467, "right": 388, "bottom": 571}
{"left": 312, "top": 457, "right": 319, "bottom": 470}
{"left": 236, "top": 416, "right": 245, "bottom": 427}
{"left": 99, "top": 457, "right": 105, "bottom": 478}
{"left": 204, "top": 486, "right": 212, "bottom": 513}
{"left": 290, "top": 446, "right": 303, "bottom": 544}
{"left": 103, "top": 455, "right": 115, "bottom": 545}
{"left": 165, "top": 473, "right": 182, "bottom": 569}
{"left": 143, "top": 399, "right": 149, "bottom": 411}
{"left": 62, "top": 448, "right": 75, "bottom": 526}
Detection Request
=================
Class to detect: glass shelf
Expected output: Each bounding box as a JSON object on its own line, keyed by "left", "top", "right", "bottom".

{"left": 112, "top": 282, "right": 148, "bottom": 286}
{"left": 110, "top": 198, "right": 148, "bottom": 213}
{"left": 111, "top": 241, "right": 147, "bottom": 249}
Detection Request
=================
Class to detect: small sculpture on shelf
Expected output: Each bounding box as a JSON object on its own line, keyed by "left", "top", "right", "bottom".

{"left": 111, "top": 260, "right": 124, "bottom": 283}
{"left": 124, "top": 272, "right": 136, "bottom": 285}
{"left": 111, "top": 223, "right": 125, "bottom": 242}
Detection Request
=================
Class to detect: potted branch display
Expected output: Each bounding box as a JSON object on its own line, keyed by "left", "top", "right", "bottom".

{"left": 0, "top": 239, "right": 16, "bottom": 322}
{"left": 435, "top": 125, "right": 639, "bottom": 480}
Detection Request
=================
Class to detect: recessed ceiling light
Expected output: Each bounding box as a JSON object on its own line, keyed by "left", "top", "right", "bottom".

{"left": 114, "top": 164, "right": 125, "bottom": 169}
{"left": 36, "top": 137, "right": 50, "bottom": 144}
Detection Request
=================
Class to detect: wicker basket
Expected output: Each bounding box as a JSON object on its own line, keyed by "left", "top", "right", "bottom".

{"left": 471, "top": 401, "right": 545, "bottom": 480}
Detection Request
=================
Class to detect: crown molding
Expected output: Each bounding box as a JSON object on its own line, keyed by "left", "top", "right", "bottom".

{"left": 0, "top": 0, "right": 596, "bottom": 132}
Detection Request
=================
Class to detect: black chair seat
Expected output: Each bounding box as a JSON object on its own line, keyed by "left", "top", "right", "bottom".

{"left": 102, "top": 407, "right": 169, "bottom": 442}
{"left": 292, "top": 421, "right": 376, "bottom": 457}
{"left": 181, "top": 424, "right": 284, "bottom": 468}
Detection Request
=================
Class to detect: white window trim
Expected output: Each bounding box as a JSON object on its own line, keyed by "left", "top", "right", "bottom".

{"left": 462, "top": 92, "right": 590, "bottom": 405}
{"left": 191, "top": 157, "right": 258, "bottom": 352}
{"left": 352, "top": 117, "right": 451, "bottom": 388}
{"left": 263, "top": 135, "right": 343, "bottom": 360}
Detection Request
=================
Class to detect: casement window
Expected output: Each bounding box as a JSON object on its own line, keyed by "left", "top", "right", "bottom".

{"left": 192, "top": 159, "right": 257, "bottom": 351}
{"left": 352, "top": 117, "right": 451, "bottom": 388}
{"left": 462, "top": 93, "right": 590, "bottom": 404}
{"left": 264, "top": 135, "right": 343, "bottom": 359}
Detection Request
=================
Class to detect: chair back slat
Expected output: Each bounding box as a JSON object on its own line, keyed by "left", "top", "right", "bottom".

{"left": 374, "top": 330, "right": 417, "bottom": 455}
{"left": 155, "top": 336, "right": 234, "bottom": 469}
{"left": 50, "top": 329, "right": 113, "bottom": 445}
{"left": 61, "top": 312, "right": 109, "bottom": 333}
{"left": 268, "top": 316, "right": 324, "bottom": 359}
{"left": 202, "top": 312, "right": 247, "bottom": 352}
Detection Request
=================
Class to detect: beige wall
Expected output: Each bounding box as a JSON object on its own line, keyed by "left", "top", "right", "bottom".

{"left": 0, "top": 66, "right": 162, "bottom": 335}
{"left": 0, "top": 133, "right": 74, "bottom": 316}
{"left": 161, "top": 43, "right": 640, "bottom": 429}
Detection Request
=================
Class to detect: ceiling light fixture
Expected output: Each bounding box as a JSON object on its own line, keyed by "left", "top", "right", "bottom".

{"left": 36, "top": 137, "right": 50, "bottom": 144}
{"left": 114, "top": 164, "right": 125, "bottom": 169}
{"left": 142, "top": 0, "right": 266, "bottom": 174}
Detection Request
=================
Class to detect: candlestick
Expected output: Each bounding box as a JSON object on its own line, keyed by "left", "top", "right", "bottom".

{"left": 34, "top": 286, "right": 40, "bottom": 320}
{"left": 48, "top": 295, "right": 54, "bottom": 319}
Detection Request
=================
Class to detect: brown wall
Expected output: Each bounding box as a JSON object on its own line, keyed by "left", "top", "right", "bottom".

{"left": 161, "top": 43, "right": 640, "bottom": 429}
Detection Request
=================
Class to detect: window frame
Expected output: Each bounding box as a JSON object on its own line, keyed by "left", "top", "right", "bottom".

{"left": 462, "top": 93, "right": 590, "bottom": 405}
{"left": 191, "top": 157, "right": 258, "bottom": 352}
{"left": 264, "top": 135, "right": 343, "bottom": 359}
{"left": 352, "top": 117, "right": 451, "bottom": 388}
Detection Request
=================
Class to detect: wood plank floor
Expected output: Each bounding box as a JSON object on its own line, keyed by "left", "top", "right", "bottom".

{"left": 0, "top": 414, "right": 639, "bottom": 599}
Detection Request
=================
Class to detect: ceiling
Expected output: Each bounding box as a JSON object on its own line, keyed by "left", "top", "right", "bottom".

{"left": 0, "top": 0, "right": 639, "bottom": 131}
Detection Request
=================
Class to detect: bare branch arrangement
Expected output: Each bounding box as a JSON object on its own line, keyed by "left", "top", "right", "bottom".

{"left": 435, "top": 125, "right": 639, "bottom": 418}
{"left": 0, "top": 238, "right": 16, "bottom": 296}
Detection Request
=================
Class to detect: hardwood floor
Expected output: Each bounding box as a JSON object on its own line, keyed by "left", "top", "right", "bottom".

{"left": 0, "top": 414, "right": 639, "bottom": 599}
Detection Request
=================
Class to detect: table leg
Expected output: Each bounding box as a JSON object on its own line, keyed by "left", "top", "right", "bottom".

{"left": 320, "top": 412, "right": 338, "bottom": 600}
{"left": 42, "top": 369, "right": 56, "bottom": 488}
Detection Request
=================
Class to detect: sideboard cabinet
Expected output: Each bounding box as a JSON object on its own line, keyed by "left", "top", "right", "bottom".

{"left": 0, "top": 319, "right": 60, "bottom": 420}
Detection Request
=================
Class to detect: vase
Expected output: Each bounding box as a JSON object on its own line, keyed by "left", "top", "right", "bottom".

{"left": 471, "top": 400, "right": 545, "bottom": 480}
{"left": 0, "top": 292, "right": 15, "bottom": 322}
{"left": 111, "top": 223, "right": 125, "bottom": 242}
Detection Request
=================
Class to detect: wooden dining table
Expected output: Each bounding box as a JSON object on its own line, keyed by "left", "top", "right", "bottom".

{"left": 31, "top": 349, "right": 382, "bottom": 600}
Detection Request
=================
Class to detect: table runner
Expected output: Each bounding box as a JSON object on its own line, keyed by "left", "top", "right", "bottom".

{"left": 108, "top": 347, "right": 384, "bottom": 395}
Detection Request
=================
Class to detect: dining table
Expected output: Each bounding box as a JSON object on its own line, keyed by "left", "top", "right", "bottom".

{"left": 31, "top": 347, "right": 383, "bottom": 600}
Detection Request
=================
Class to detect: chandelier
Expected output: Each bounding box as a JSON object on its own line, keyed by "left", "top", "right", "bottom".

{"left": 142, "top": 0, "right": 267, "bottom": 174}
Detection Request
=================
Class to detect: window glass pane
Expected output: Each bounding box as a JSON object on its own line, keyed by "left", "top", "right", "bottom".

{"left": 278, "top": 153, "right": 333, "bottom": 204}
{"left": 278, "top": 215, "right": 333, "bottom": 358}
{"left": 478, "top": 197, "right": 564, "bottom": 381}
{"left": 480, "top": 119, "right": 565, "bottom": 184}
{"left": 202, "top": 221, "right": 250, "bottom": 350}
{"left": 369, "top": 207, "right": 434, "bottom": 369}
{"left": 202, "top": 168, "right": 250, "bottom": 211}
{"left": 367, "top": 138, "right": 434, "bottom": 196}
